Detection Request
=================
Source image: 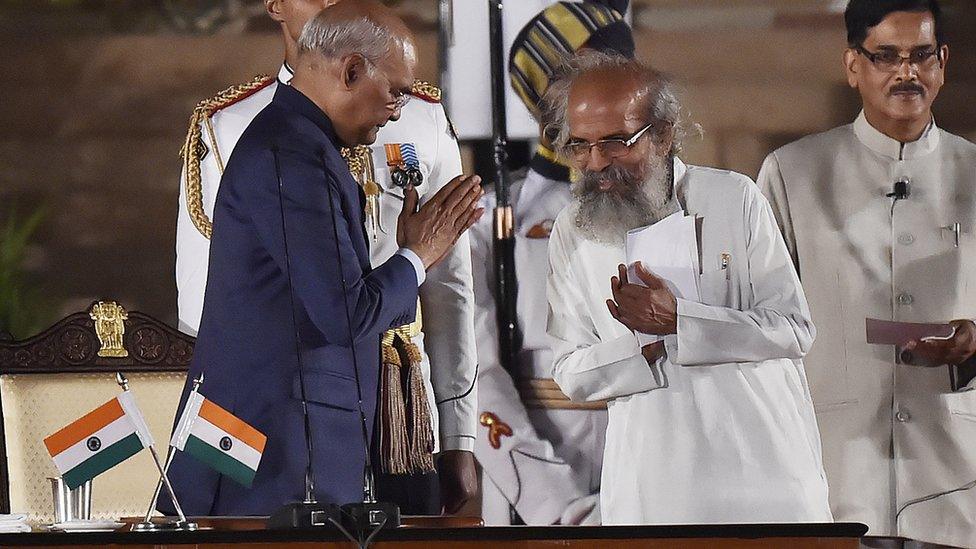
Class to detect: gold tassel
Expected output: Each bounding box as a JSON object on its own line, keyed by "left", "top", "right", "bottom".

{"left": 380, "top": 332, "right": 409, "bottom": 474}
{"left": 400, "top": 335, "right": 435, "bottom": 473}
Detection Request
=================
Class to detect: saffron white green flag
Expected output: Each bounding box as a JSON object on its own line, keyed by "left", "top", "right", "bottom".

{"left": 43, "top": 391, "right": 154, "bottom": 489}
{"left": 171, "top": 392, "right": 267, "bottom": 488}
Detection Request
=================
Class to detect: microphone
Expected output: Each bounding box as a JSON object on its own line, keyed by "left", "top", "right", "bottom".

{"left": 267, "top": 145, "right": 342, "bottom": 530}
{"left": 319, "top": 153, "right": 401, "bottom": 533}
{"left": 886, "top": 177, "right": 911, "bottom": 200}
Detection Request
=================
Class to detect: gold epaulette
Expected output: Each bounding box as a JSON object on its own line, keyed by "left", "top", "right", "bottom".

{"left": 341, "top": 145, "right": 373, "bottom": 179}
{"left": 180, "top": 74, "right": 275, "bottom": 239}
{"left": 409, "top": 80, "right": 441, "bottom": 103}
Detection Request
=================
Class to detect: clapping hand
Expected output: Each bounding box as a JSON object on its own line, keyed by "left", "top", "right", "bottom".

{"left": 606, "top": 262, "right": 677, "bottom": 335}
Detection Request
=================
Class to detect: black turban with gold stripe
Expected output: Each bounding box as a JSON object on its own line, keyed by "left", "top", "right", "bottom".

{"left": 509, "top": 1, "right": 635, "bottom": 121}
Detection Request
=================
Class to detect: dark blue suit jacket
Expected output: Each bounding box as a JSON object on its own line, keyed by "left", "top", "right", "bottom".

{"left": 164, "top": 84, "right": 419, "bottom": 515}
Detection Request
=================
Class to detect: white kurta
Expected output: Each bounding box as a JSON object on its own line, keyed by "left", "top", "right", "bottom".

{"left": 470, "top": 168, "right": 607, "bottom": 525}
{"left": 175, "top": 65, "right": 478, "bottom": 452}
{"left": 758, "top": 112, "right": 976, "bottom": 548}
{"left": 548, "top": 158, "right": 832, "bottom": 525}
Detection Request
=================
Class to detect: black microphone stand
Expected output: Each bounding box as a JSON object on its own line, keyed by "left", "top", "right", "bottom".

{"left": 267, "top": 146, "right": 342, "bottom": 529}
{"left": 318, "top": 154, "right": 400, "bottom": 533}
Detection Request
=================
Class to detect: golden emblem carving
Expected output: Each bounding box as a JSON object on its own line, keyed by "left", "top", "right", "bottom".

{"left": 89, "top": 301, "right": 129, "bottom": 358}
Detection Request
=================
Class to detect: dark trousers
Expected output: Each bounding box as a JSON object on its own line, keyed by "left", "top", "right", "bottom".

{"left": 374, "top": 470, "right": 440, "bottom": 515}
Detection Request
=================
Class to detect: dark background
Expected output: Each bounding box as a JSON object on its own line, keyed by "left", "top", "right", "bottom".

{"left": 1, "top": 0, "right": 973, "bottom": 337}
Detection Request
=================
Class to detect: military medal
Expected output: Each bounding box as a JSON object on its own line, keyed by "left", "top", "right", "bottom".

{"left": 384, "top": 143, "right": 423, "bottom": 189}
{"left": 342, "top": 145, "right": 381, "bottom": 240}
{"left": 363, "top": 177, "right": 381, "bottom": 241}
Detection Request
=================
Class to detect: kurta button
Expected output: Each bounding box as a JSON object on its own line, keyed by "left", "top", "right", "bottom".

{"left": 895, "top": 410, "right": 911, "bottom": 422}
{"left": 896, "top": 292, "right": 913, "bottom": 306}
{"left": 897, "top": 233, "right": 914, "bottom": 245}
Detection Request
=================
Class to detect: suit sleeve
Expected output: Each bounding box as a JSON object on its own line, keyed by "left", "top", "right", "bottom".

{"left": 419, "top": 104, "right": 478, "bottom": 452}
{"left": 547, "top": 216, "right": 666, "bottom": 402}
{"left": 470, "top": 206, "right": 588, "bottom": 524}
{"left": 247, "top": 144, "right": 418, "bottom": 346}
{"left": 663, "top": 184, "right": 816, "bottom": 366}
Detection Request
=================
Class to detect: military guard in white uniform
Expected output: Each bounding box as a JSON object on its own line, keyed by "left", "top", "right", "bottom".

{"left": 470, "top": 1, "right": 634, "bottom": 525}
{"left": 758, "top": 1, "right": 976, "bottom": 547}
{"left": 175, "top": 0, "right": 478, "bottom": 515}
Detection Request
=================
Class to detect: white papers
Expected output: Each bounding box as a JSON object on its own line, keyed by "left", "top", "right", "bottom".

{"left": 0, "top": 513, "right": 30, "bottom": 533}
{"left": 625, "top": 211, "right": 701, "bottom": 346}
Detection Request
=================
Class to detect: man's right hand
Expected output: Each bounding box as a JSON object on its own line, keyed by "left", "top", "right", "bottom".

{"left": 397, "top": 174, "right": 484, "bottom": 269}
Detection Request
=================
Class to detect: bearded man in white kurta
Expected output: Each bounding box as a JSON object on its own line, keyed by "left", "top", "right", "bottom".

{"left": 758, "top": 2, "right": 976, "bottom": 547}
{"left": 542, "top": 51, "right": 832, "bottom": 525}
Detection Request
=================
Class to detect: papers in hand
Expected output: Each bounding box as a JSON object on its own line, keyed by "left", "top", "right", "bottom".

{"left": 865, "top": 318, "right": 955, "bottom": 346}
{"left": 625, "top": 211, "right": 701, "bottom": 346}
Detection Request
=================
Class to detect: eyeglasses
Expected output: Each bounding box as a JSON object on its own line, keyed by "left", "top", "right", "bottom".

{"left": 364, "top": 56, "right": 412, "bottom": 109}
{"left": 564, "top": 122, "right": 658, "bottom": 162}
{"left": 854, "top": 45, "right": 942, "bottom": 72}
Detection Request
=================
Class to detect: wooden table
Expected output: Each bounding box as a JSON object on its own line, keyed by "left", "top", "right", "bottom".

{"left": 0, "top": 518, "right": 867, "bottom": 548}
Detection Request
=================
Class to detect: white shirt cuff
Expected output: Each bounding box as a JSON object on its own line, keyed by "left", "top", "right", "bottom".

{"left": 438, "top": 436, "right": 475, "bottom": 453}
{"left": 396, "top": 247, "right": 426, "bottom": 286}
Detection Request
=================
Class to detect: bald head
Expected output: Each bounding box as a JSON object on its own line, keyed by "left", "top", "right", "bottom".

{"left": 568, "top": 68, "right": 651, "bottom": 145}
{"left": 543, "top": 50, "right": 680, "bottom": 162}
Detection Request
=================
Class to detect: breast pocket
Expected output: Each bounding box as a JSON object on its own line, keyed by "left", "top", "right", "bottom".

{"left": 698, "top": 269, "right": 731, "bottom": 308}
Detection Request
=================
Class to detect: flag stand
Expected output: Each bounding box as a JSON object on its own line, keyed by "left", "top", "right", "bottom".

{"left": 116, "top": 372, "right": 199, "bottom": 532}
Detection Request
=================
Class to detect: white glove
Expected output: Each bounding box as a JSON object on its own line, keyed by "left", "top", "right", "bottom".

{"left": 558, "top": 493, "right": 600, "bottom": 525}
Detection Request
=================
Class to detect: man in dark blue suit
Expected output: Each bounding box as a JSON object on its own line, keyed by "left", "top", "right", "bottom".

{"left": 163, "top": 1, "right": 484, "bottom": 515}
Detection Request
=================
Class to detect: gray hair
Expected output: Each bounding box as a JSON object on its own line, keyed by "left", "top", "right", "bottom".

{"left": 541, "top": 50, "right": 684, "bottom": 158}
{"left": 298, "top": 12, "right": 408, "bottom": 67}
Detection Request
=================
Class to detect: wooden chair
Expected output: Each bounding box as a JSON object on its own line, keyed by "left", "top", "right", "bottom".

{"left": 0, "top": 301, "right": 192, "bottom": 523}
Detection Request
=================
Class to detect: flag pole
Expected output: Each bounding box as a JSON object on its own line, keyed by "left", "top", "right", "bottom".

{"left": 140, "top": 374, "right": 202, "bottom": 525}
{"left": 115, "top": 373, "right": 197, "bottom": 532}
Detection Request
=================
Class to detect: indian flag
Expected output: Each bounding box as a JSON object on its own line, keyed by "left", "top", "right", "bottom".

{"left": 171, "top": 392, "right": 266, "bottom": 488}
{"left": 43, "top": 391, "right": 154, "bottom": 489}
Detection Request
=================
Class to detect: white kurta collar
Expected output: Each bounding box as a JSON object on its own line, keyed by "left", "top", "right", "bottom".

{"left": 672, "top": 156, "right": 689, "bottom": 210}
{"left": 673, "top": 156, "right": 687, "bottom": 182}
{"left": 278, "top": 63, "right": 294, "bottom": 85}
{"left": 852, "top": 110, "right": 940, "bottom": 160}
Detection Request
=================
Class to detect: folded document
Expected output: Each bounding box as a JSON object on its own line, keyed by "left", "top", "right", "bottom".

{"left": 625, "top": 211, "right": 701, "bottom": 346}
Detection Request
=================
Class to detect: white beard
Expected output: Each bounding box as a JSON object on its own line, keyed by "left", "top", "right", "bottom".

{"left": 572, "top": 153, "right": 678, "bottom": 246}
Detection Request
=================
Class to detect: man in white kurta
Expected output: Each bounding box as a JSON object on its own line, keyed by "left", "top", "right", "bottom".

{"left": 175, "top": 0, "right": 478, "bottom": 514}
{"left": 544, "top": 51, "right": 832, "bottom": 525}
{"left": 470, "top": 0, "right": 638, "bottom": 525}
{"left": 758, "top": 2, "right": 976, "bottom": 546}
{"left": 473, "top": 161, "right": 607, "bottom": 525}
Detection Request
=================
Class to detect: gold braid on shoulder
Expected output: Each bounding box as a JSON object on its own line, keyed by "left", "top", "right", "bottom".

{"left": 409, "top": 80, "right": 441, "bottom": 103}
{"left": 181, "top": 74, "right": 275, "bottom": 239}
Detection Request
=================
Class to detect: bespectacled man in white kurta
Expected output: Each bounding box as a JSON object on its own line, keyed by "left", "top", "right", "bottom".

{"left": 758, "top": 1, "right": 976, "bottom": 547}
{"left": 542, "top": 51, "right": 832, "bottom": 525}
